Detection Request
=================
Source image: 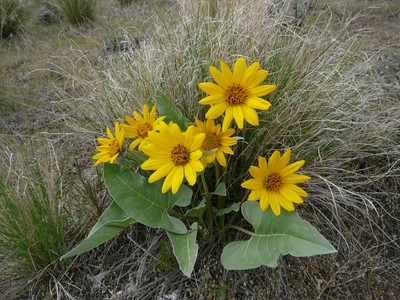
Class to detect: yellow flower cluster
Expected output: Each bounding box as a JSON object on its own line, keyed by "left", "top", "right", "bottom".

{"left": 93, "top": 57, "right": 310, "bottom": 215}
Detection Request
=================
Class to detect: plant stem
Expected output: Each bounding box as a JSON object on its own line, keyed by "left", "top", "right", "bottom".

{"left": 201, "top": 172, "right": 213, "bottom": 240}
{"left": 214, "top": 162, "right": 225, "bottom": 231}
{"left": 223, "top": 190, "right": 250, "bottom": 233}
{"left": 229, "top": 225, "right": 254, "bottom": 236}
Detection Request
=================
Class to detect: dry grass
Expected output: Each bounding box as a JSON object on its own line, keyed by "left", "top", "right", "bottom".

{"left": 0, "top": 0, "right": 399, "bottom": 298}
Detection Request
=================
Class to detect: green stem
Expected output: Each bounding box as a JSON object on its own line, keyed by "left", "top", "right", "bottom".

{"left": 229, "top": 225, "right": 254, "bottom": 236}
{"left": 224, "top": 190, "right": 250, "bottom": 233}
{"left": 214, "top": 162, "right": 225, "bottom": 231}
{"left": 201, "top": 172, "right": 213, "bottom": 240}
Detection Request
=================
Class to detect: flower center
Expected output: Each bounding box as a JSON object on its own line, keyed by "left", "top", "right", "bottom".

{"left": 108, "top": 139, "right": 120, "bottom": 157}
{"left": 264, "top": 172, "right": 283, "bottom": 192}
{"left": 202, "top": 132, "right": 220, "bottom": 151}
{"left": 137, "top": 122, "right": 152, "bottom": 139}
{"left": 171, "top": 144, "right": 190, "bottom": 166}
{"left": 225, "top": 84, "right": 248, "bottom": 105}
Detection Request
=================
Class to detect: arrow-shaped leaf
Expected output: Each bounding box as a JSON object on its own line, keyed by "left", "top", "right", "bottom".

{"left": 221, "top": 201, "right": 337, "bottom": 270}
{"left": 214, "top": 202, "right": 240, "bottom": 216}
{"left": 185, "top": 198, "right": 206, "bottom": 218}
{"left": 104, "top": 163, "right": 192, "bottom": 234}
{"left": 167, "top": 223, "right": 199, "bottom": 277}
{"left": 156, "top": 91, "right": 191, "bottom": 130}
{"left": 61, "top": 201, "right": 134, "bottom": 259}
{"left": 211, "top": 182, "right": 227, "bottom": 196}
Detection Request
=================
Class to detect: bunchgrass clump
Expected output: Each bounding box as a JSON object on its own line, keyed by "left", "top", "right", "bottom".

{"left": 0, "top": 140, "right": 69, "bottom": 279}
{"left": 0, "top": 136, "right": 98, "bottom": 296}
{"left": 117, "top": 0, "right": 134, "bottom": 7}
{"left": 55, "top": 0, "right": 96, "bottom": 25}
{"left": 0, "top": 0, "right": 27, "bottom": 38}
{"left": 32, "top": 0, "right": 400, "bottom": 297}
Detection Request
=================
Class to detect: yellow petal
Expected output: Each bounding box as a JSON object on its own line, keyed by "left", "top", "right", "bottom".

{"left": 133, "top": 111, "right": 144, "bottom": 123}
{"left": 170, "top": 123, "right": 182, "bottom": 136}
{"left": 106, "top": 127, "right": 114, "bottom": 139}
{"left": 195, "top": 118, "right": 206, "bottom": 131}
{"left": 269, "top": 192, "right": 281, "bottom": 216}
{"left": 233, "top": 57, "right": 247, "bottom": 83}
{"left": 245, "top": 97, "right": 272, "bottom": 110}
{"left": 220, "top": 60, "right": 233, "bottom": 85}
{"left": 241, "top": 178, "right": 262, "bottom": 189}
{"left": 259, "top": 191, "right": 270, "bottom": 211}
{"left": 205, "top": 102, "right": 229, "bottom": 119}
{"left": 128, "top": 138, "right": 141, "bottom": 150}
{"left": 147, "top": 163, "right": 174, "bottom": 182}
{"left": 220, "top": 146, "right": 234, "bottom": 155}
{"left": 285, "top": 184, "right": 308, "bottom": 198}
{"left": 150, "top": 105, "right": 156, "bottom": 121}
{"left": 96, "top": 145, "right": 111, "bottom": 151}
{"left": 232, "top": 105, "right": 244, "bottom": 129}
{"left": 241, "top": 105, "right": 259, "bottom": 126}
{"left": 222, "top": 106, "right": 234, "bottom": 131}
{"left": 283, "top": 174, "right": 311, "bottom": 184}
{"left": 184, "top": 164, "right": 197, "bottom": 186}
{"left": 281, "top": 160, "right": 305, "bottom": 177}
{"left": 141, "top": 158, "right": 169, "bottom": 170}
{"left": 171, "top": 166, "right": 184, "bottom": 194}
{"left": 248, "top": 189, "right": 263, "bottom": 201}
{"left": 198, "top": 82, "right": 225, "bottom": 95}
{"left": 247, "top": 70, "right": 268, "bottom": 88}
{"left": 210, "top": 66, "right": 229, "bottom": 89}
{"left": 141, "top": 146, "right": 171, "bottom": 158}
{"left": 199, "top": 94, "right": 225, "bottom": 105}
{"left": 190, "top": 133, "right": 205, "bottom": 152}
{"left": 220, "top": 136, "right": 237, "bottom": 146}
{"left": 205, "top": 118, "right": 216, "bottom": 132}
{"left": 278, "top": 193, "right": 295, "bottom": 212}
{"left": 268, "top": 150, "right": 281, "bottom": 172}
{"left": 190, "top": 159, "right": 205, "bottom": 173}
{"left": 97, "top": 137, "right": 111, "bottom": 145}
{"left": 109, "top": 153, "right": 119, "bottom": 164}
{"left": 250, "top": 85, "right": 277, "bottom": 97}
{"left": 190, "top": 149, "right": 203, "bottom": 161}
{"left": 280, "top": 186, "right": 304, "bottom": 204}
{"left": 93, "top": 152, "right": 109, "bottom": 160}
{"left": 242, "top": 61, "right": 260, "bottom": 86}
{"left": 162, "top": 167, "right": 177, "bottom": 193}
{"left": 215, "top": 151, "right": 227, "bottom": 167}
{"left": 258, "top": 156, "right": 268, "bottom": 173}
{"left": 205, "top": 154, "right": 215, "bottom": 164}
{"left": 278, "top": 148, "right": 291, "bottom": 170}
{"left": 249, "top": 166, "right": 263, "bottom": 179}
{"left": 143, "top": 104, "right": 149, "bottom": 119}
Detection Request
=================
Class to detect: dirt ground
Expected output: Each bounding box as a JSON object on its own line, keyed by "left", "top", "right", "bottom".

{"left": 0, "top": 0, "right": 399, "bottom": 299}
{"left": 1, "top": 0, "right": 399, "bottom": 132}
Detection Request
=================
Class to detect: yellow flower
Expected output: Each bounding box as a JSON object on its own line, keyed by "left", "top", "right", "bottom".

{"left": 198, "top": 57, "right": 276, "bottom": 130}
{"left": 121, "top": 104, "right": 165, "bottom": 151}
{"left": 93, "top": 122, "right": 125, "bottom": 166}
{"left": 241, "top": 149, "right": 311, "bottom": 216}
{"left": 193, "top": 118, "right": 237, "bottom": 167}
{"left": 140, "top": 122, "right": 205, "bottom": 194}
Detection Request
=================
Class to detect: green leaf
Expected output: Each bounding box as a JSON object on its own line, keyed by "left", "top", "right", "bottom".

{"left": 156, "top": 91, "right": 191, "bottom": 130}
{"left": 185, "top": 198, "right": 206, "bottom": 218}
{"left": 124, "top": 149, "right": 148, "bottom": 166}
{"left": 167, "top": 223, "right": 199, "bottom": 277}
{"left": 104, "top": 163, "right": 192, "bottom": 234}
{"left": 201, "top": 148, "right": 218, "bottom": 158}
{"left": 211, "top": 182, "right": 227, "bottom": 196}
{"left": 221, "top": 202, "right": 337, "bottom": 270}
{"left": 61, "top": 201, "right": 134, "bottom": 259}
{"left": 214, "top": 202, "right": 240, "bottom": 216}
